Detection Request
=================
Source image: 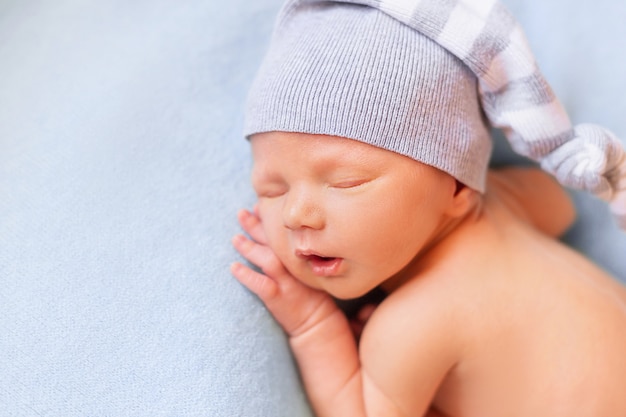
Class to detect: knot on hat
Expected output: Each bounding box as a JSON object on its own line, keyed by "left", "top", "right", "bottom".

{"left": 540, "top": 124, "right": 626, "bottom": 201}
{"left": 539, "top": 124, "right": 626, "bottom": 229}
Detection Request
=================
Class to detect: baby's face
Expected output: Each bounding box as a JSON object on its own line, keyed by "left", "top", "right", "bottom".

{"left": 250, "top": 132, "right": 458, "bottom": 299}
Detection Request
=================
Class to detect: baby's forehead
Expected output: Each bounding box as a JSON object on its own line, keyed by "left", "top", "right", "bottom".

{"left": 250, "top": 131, "right": 445, "bottom": 180}
{"left": 250, "top": 132, "right": 414, "bottom": 166}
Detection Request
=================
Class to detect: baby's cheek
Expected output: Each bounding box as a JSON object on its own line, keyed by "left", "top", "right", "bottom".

{"left": 257, "top": 203, "right": 279, "bottom": 234}
{"left": 259, "top": 215, "right": 290, "bottom": 259}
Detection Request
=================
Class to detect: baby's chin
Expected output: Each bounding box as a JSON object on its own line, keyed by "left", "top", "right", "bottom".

{"left": 313, "top": 278, "right": 380, "bottom": 301}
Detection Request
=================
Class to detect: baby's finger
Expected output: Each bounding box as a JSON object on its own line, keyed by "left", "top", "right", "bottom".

{"left": 232, "top": 234, "right": 285, "bottom": 278}
{"left": 231, "top": 262, "right": 278, "bottom": 300}
{"left": 357, "top": 304, "right": 377, "bottom": 323}
{"left": 237, "top": 208, "right": 268, "bottom": 245}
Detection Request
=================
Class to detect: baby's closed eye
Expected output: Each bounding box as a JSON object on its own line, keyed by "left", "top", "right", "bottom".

{"left": 329, "top": 178, "right": 372, "bottom": 189}
{"left": 252, "top": 181, "right": 288, "bottom": 198}
{"left": 256, "top": 188, "right": 287, "bottom": 199}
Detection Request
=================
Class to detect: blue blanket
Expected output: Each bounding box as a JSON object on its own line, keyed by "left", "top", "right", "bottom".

{"left": 1, "top": 0, "right": 624, "bottom": 415}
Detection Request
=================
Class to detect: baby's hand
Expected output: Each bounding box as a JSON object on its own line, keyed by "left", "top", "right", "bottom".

{"left": 349, "top": 304, "right": 377, "bottom": 342}
{"left": 231, "top": 209, "right": 339, "bottom": 338}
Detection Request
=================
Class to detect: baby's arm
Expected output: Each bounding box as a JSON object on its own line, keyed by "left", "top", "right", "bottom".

{"left": 231, "top": 209, "right": 366, "bottom": 417}
{"left": 487, "top": 167, "right": 577, "bottom": 237}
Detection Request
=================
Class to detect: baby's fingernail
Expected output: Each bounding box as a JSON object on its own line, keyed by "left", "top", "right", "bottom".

{"left": 233, "top": 235, "right": 254, "bottom": 253}
{"left": 232, "top": 234, "right": 245, "bottom": 246}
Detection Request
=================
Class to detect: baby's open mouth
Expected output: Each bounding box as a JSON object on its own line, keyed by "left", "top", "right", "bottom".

{"left": 296, "top": 251, "right": 343, "bottom": 276}
{"left": 308, "top": 255, "right": 336, "bottom": 262}
{"left": 296, "top": 250, "right": 335, "bottom": 262}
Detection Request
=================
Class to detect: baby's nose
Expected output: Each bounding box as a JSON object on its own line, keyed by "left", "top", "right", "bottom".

{"left": 282, "top": 190, "right": 324, "bottom": 230}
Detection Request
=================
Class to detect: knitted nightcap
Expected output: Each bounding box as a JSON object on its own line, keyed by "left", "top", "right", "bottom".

{"left": 244, "top": 0, "right": 626, "bottom": 230}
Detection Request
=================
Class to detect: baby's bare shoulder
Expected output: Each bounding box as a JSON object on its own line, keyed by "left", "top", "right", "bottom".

{"left": 486, "top": 167, "right": 576, "bottom": 237}
{"left": 361, "top": 259, "right": 484, "bottom": 362}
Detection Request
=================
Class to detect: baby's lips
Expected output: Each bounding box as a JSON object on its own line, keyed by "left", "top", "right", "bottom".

{"left": 295, "top": 248, "right": 331, "bottom": 260}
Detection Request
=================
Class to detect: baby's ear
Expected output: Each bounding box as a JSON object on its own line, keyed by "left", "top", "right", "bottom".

{"left": 446, "top": 182, "right": 479, "bottom": 218}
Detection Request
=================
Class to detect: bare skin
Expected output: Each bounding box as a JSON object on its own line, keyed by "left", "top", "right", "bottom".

{"left": 231, "top": 132, "right": 626, "bottom": 417}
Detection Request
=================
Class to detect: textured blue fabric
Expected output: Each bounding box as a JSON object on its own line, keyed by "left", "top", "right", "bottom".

{"left": 0, "top": 0, "right": 624, "bottom": 416}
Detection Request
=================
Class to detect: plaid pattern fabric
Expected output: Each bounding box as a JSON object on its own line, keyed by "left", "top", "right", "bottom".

{"left": 292, "top": 0, "right": 626, "bottom": 229}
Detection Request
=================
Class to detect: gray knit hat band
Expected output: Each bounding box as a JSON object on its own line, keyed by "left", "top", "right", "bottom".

{"left": 244, "top": 2, "right": 491, "bottom": 191}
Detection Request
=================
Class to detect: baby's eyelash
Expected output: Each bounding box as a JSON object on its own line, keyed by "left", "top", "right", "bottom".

{"left": 256, "top": 188, "right": 287, "bottom": 198}
{"left": 252, "top": 181, "right": 288, "bottom": 198}
{"left": 331, "top": 179, "right": 370, "bottom": 189}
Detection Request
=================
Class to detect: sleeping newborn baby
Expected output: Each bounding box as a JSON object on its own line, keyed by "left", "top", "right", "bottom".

{"left": 232, "top": 1, "right": 626, "bottom": 416}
